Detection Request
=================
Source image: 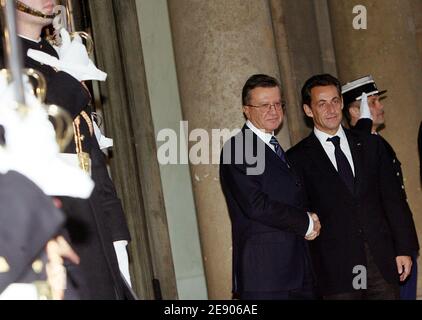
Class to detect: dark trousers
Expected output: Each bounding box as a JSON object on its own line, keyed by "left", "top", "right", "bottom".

{"left": 241, "top": 264, "right": 315, "bottom": 300}
{"left": 240, "top": 287, "right": 315, "bottom": 300}
{"left": 324, "top": 243, "right": 400, "bottom": 300}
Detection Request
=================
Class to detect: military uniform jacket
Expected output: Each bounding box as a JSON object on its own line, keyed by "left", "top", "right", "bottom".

{"left": 0, "top": 171, "right": 64, "bottom": 292}
{"left": 353, "top": 118, "right": 419, "bottom": 252}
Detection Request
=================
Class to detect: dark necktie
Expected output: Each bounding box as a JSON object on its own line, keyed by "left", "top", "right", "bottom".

{"left": 270, "top": 136, "right": 288, "bottom": 165}
{"left": 327, "top": 136, "right": 354, "bottom": 192}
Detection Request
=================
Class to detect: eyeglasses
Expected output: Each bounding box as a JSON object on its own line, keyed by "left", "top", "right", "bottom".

{"left": 246, "top": 101, "right": 286, "bottom": 112}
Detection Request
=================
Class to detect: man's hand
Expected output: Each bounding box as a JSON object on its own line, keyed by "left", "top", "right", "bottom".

{"left": 305, "top": 213, "right": 321, "bottom": 241}
{"left": 396, "top": 256, "right": 412, "bottom": 282}
{"left": 46, "top": 236, "right": 80, "bottom": 300}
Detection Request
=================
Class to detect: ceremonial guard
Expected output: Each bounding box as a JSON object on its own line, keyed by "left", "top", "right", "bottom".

{"left": 0, "top": 0, "right": 132, "bottom": 299}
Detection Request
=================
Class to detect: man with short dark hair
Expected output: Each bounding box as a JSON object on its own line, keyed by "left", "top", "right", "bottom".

{"left": 341, "top": 75, "right": 419, "bottom": 300}
{"left": 287, "top": 73, "right": 416, "bottom": 300}
{"left": 220, "top": 74, "right": 320, "bottom": 300}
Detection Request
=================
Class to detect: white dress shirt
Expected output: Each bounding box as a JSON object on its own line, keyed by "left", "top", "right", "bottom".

{"left": 246, "top": 120, "right": 275, "bottom": 151}
{"left": 313, "top": 126, "right": 355, "bottom": 176}
{"left": 245, "top": 121, "right": 314, "bottom": 236}
{"left": 18, "top": 35, "right": 41, "bottom": 43}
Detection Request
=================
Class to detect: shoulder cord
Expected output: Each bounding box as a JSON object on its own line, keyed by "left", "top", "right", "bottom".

{"left": 72, "top": 112, "right": 93, "bottom": 173}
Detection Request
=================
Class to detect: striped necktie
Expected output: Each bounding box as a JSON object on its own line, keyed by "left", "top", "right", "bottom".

{"left": 270, "top": 136, "right": 287, "bottom": 165}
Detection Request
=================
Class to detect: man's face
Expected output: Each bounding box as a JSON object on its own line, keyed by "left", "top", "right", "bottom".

{"left": 367, "top": 94, "right": 385, "bottom": 127}
{"left": 348, "top": 94, "right": 385, "bottom": 129}
{"left": 17, "top": 0, "right": 56, "bottom": 26}
{"left": 243, "top": 86, "right": 284, "bottom": 133}
{"left": 304, "top": 85, "right": 343, "bottom": 135}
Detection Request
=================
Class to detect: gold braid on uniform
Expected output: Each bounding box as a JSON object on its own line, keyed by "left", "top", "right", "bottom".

{"left": 15, "top": 0, "right": 57, "bottom": 19}
{"left": 73, "top": 113, "right": 92, "bottom": 174}
{"left": 80, "top": 111, "right": 94, "bottom": 136}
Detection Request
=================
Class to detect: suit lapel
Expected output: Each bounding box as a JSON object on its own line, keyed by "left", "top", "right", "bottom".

{"left": 305, "top": 133, "right": 339, "bottom": 177}
{"left": 304, "top": 132, "right": 355, "bottom": 196}
{"left": 266, "top": 144, "right": 291, "bottom": 172}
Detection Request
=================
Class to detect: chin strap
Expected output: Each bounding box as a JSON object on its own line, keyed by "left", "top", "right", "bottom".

{"left": 15, "top": 0, "right": 56, "bottom": 19}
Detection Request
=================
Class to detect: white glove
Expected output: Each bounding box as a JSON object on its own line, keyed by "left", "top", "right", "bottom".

{"left": 93, "top": 120, "right": 113, "bottom": 150}
{"left": 359, "top": 92, "right": 372, "bottom": 120}
{"left": 27, "top": 28, "right": 107, "bottom": 82}
{"left": 0, "top": 74, "right": 94, "bottom": 199}
{"left": 113, "top": 240, "right": 132, "bottom": 287}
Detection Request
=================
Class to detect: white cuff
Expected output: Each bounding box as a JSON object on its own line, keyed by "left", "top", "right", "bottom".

{"left": 305, "top": 212, "right": 314, "bottom": 236}
{"left": 0, "top": 283, "right": 38, "bottom": 300}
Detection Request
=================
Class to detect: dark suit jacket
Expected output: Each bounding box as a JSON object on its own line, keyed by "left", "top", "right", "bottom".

{"left": 219, "top": 125, "right": 312, "bottom": 296}
{"left": 287, "top": 127, "right": 416, "bottom": 295}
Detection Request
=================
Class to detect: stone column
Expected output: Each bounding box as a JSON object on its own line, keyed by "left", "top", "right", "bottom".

{"left": 269, "top": 0, "right": 338, "bottom": 145}
{"left": 89, "top": 0, "right": 178, "bottom": 299}
{"left": 410, "top": 0, "right": 422, "bottom": 59}
{"left": 167, "top": 0, "right": 289, "bottom": 299}
{"left": 328, "top": 0, "right": 422, "bottom": 296}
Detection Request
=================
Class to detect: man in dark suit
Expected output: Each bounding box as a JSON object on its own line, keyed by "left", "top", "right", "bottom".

{"left": 341, "top": 75, "right": 419, "bottom": 300}
{"left": 288, "top": 74, "right": 413, "bottom": 299}
{"left": 287, "top": 74, "right": 416, "bottom": 299}
{"left": 219, "top": 74, "right": 321, "bottom": 300}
